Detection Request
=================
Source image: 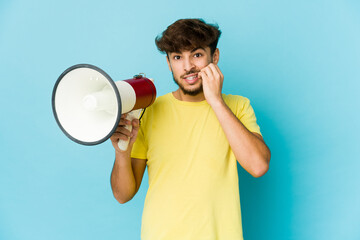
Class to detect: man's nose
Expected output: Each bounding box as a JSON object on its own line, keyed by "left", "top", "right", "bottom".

{"left": 183, "top": 58, "right": 195, "bottom": 72}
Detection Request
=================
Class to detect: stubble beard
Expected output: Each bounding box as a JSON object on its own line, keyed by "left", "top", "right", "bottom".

{"left": 172, "top": 70, "right": 203, "bottom": 96}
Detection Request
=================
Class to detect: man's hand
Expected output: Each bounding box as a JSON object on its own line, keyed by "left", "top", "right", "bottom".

{"left": 110, "top": 113, "right": 140, "bottom": 153}
{"left": 199, "top": 63, "right": 224, "bottom": 106}
{"left": 110, "top": 113, "right": 145, "bottom": 204}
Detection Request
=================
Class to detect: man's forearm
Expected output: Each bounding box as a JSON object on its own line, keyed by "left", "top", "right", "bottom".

{"left": 111, "top": 151, "right": 136, "bottom": 204}
{"left": 210, "top": 99, "right": 271, "bottom": 177}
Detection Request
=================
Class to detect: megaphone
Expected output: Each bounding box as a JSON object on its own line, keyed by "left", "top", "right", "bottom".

{"left": 52, "top": 64, "right": 156, "bottom": 150}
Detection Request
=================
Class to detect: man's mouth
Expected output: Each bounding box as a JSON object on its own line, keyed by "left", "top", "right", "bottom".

{"left": 183, "top": 73, "right": 200, "bottom": 84}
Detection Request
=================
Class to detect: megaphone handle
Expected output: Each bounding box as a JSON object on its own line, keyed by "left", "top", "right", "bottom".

{"left": 117, "top": 109, "right": 142, "bottom": 151}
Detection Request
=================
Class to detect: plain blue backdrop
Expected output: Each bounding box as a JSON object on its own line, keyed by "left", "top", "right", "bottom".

{"left": 1, "top": 0, "right": 359, "bottom": 239}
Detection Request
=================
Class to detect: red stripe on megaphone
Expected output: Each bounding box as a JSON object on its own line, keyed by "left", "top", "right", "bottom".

{"left": 124, "top": 77, "right": 156, "bottom": 110}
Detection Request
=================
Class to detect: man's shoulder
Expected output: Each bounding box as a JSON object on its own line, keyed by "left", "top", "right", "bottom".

{"left": 222, "top": 93, "right": 250, "bottom": 106}
{"left": 142, "top": 93, "right": 172, "bottom": 116}
{"left": 150, "top": 92, "right": 172, "bottom": 108}
{"left": 155, "top": 92, "right": 172, "bottom": 102}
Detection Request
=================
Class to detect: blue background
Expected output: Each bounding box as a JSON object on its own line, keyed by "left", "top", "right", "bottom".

{"left": 1, "top": 0, "right": 359, "bottom": 239}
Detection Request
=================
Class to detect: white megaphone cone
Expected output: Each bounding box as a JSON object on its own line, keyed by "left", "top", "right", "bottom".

{"left": 52, "top": 64, "right": 156, "bottom": 151}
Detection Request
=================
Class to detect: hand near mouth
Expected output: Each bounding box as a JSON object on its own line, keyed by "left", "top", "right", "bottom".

{"left": 199, "top": 63, "right": 224, "bottom": 106}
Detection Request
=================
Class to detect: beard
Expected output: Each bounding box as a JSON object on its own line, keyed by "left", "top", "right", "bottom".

{"left": 172, "top": 69, "right": 203, "bottom": 96}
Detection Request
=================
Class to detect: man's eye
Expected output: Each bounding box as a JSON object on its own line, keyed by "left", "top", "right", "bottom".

{"left": 194, "top": 53, "right": 202, "bottom": 57}
{"left": 174, "top": 56, "right": 181, "bottom": 60}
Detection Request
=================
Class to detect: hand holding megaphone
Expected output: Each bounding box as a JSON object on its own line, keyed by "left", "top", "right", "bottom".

{"left": 52, "top": 64, "right": 156, "bottom": 150}
{"left": 116, "top": 109, "right": 142, "bottom": 151}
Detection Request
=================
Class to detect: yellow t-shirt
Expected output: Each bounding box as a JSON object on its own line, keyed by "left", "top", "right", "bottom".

{"left": 131, "top": 93, "right": 261, "bottom": 240}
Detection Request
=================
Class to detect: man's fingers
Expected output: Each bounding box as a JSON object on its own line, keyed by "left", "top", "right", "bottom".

{"left": 132, "top": 119, "right": 140, "bottom": 129}
{"left": 199, "top": 69, "right": 207, "bottom": 77}
{"left": 112, "top": 118, "right": 140, "bottom": 141}
{"left": 111, "top": 126, "right": 132, "bottom": 141}
{"left": 207, "top": 64, "right": 221, "bottom": 79}
{"left": 119, "top": 117, "right": 131, "bottom": 126}
{"left": 208, "top": 63, "right": 219, "bottom": 74}
{"left": 130, "top": 119, "right": 140, "bottom": 137}
{"left": 214, "top": 64, "right": 224, "bottom": 79}
{"left": 200, "top": 64, "right": 220, "bottom": 81}
{"left": 110, "top": 113, "right": 141, "bottom": 151}
{"left": 203, "top": 66, "right": 213, "bottom": 77}
{"left": 111, "top": 132, "right": 129, "bottom": 141}
{"left": 199, "top": 68, "right": 208, "bottom": 81}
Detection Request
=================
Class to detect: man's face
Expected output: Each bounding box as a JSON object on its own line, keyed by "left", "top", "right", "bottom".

{"left": 167, "top": 47, "right": 219, "bottom": 96}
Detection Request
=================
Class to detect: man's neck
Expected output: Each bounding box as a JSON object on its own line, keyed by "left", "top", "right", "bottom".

{"left": 172, "top": 89, "right": 205, "bottom": 102}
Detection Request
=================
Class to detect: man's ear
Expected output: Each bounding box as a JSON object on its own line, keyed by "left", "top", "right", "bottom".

{"left": 212, "top": 48, "right": 220, "bottom": 65}
{"left": 166, "top": 55, "right": 172, "bottom": 72}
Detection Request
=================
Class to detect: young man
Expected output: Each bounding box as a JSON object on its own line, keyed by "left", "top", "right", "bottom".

{"left": 110, "top": 19, "right": 271, "bottom": 240}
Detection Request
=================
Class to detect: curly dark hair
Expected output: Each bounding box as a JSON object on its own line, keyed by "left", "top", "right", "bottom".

{"left": 155, "top": 18, "right": 221, "bottom": 55}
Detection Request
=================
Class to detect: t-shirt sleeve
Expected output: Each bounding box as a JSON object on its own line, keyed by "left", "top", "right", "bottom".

{"left": 131, "top": 125, "right": 148, "bottom": 159}
{"left": 232, "top": 96, "right": 262, "bottom": 136}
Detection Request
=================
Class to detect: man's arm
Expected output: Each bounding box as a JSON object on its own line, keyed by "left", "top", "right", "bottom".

{"left": 200, "top": 64, "right": 271, "bottom": 178}
{"left": 110, "top": 114, "right": 147, "bottom": 204}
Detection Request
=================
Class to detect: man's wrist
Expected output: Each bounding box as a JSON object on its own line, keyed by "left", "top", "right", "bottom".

{"left": 115, "top": 150, "right": 132, "bottom": 165}
{"left": 208, "top": 95, "right": 225, "bottom": 109}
